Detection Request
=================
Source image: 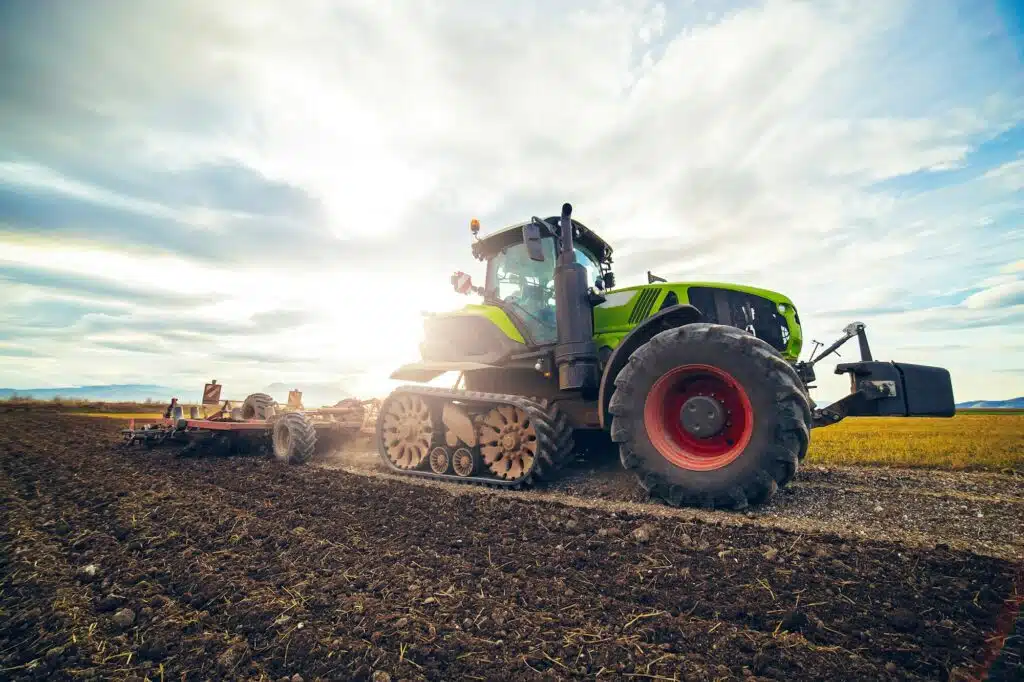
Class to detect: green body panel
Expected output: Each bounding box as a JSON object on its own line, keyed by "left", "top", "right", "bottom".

{"left": 421, "top": 281, "right": 802, "bottom": 365}
{"left": 428, "top": 303, "right": 527, "bottom": 344}
{"left": 593, "top": 282, "right": 803, "bottom": 362}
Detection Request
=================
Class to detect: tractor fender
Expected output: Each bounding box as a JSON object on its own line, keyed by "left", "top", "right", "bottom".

{"left": 598, "top": 304, "right": 703, "bottom": 430}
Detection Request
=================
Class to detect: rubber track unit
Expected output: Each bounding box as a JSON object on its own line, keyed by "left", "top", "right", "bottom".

{"left": 376, "top": 386, "right": 574, "bottom": 490}
{"left": 273, "top": 412, "right": 317, "bottom": 464}
{"left": 609, "top": 323, "right": 812, "bottom": 510}
{"left": 534, "top": 397, "right": 576, "bottom": 468}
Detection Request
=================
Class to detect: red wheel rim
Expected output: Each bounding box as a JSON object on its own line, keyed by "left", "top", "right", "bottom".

{"left": 643, "top": 364, "right": 754, "bottom": 471}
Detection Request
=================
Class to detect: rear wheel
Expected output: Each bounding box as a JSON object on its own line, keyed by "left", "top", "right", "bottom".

{"left": 609, "top": 323, "right": 811, "bottom": 509}
{"left": 272, "top": 412, "right": 317, "bottom": 464}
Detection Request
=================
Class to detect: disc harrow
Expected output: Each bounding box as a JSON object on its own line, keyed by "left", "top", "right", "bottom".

{"left": 376, "top": 385, "right": 574, "bottom": 490}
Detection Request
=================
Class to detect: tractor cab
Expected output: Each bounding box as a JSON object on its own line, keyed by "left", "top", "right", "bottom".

{"left": 459, "top": 216, "right": 614, "bottom": 345}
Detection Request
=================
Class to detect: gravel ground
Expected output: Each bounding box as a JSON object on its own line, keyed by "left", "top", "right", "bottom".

{"left": 1, "top": 413, "right": 1021, "bottom": 681}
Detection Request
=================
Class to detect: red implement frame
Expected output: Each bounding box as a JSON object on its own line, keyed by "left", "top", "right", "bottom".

{"left": 121, "top": 381, "right": 381, "bottom": 450}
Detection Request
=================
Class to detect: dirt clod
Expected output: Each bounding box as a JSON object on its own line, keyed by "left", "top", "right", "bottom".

{"left": 889, "top": 608, "right": 920, "bottom": 633}
{"left": 780, "top": 610, "right": 810, "bottom": 634}
{"left": 78, "top": 563, "right": 100, "bottom": 580}
{"left": 112, "top": 608, "right": 135, "bottom": 629}
{"left": 217, "top": 641, "right": 250, "bottom": 672}
{"left": 631, "top": 523, "right": 655, "bottom": 542}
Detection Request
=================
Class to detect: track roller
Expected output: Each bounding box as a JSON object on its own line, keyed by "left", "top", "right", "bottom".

{"left": 429, "top": 446, "right": 451, "bottom": 474}
{"left": 451, "top": 447, "right": 476, "bottom": 477}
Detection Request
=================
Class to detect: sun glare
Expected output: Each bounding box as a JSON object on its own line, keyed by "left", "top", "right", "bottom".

{"left": 307, "top": 272, "right": 473, "bottom": 397}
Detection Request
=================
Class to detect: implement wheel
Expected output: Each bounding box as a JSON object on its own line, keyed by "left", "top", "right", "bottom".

{"left": 272, "top": 412, "right": 317, "bottom": 464}
{"left": 609, "top": 323, "right": 811, "bottom": 509}
{"left": 242, "top": 392, "right": 276, "bottom": 420}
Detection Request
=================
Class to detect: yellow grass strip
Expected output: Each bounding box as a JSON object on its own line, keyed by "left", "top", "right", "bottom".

{"left": 807, "top": 414, "right": 1023, "bottom": 471}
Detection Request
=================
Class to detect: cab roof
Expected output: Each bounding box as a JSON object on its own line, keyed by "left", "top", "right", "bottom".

{"left": 470, "top": 217, "right": 613, "bottom": 263}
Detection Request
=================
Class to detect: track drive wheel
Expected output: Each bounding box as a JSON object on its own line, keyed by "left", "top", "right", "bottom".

{"left": 272, "top": 412, "right": 317, "bottom": 464}
{"left": 379, "top": 394, "right": 435, "bottom": 469}
{"left": 478, "top": 406, "right": 537, "bottom": 480}
{"left": 242, "top": 392, "right": 276, "bottom": 420}
{"left": 609, "top": 323, "right": 811, "bottom": 510}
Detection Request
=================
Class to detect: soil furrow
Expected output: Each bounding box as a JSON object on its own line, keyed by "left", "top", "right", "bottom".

{"left": 148, "top": 453, "right": 1017, "bottom": 678}
{"left": 1, "top": 413, "right": 1020, "bottom": 681}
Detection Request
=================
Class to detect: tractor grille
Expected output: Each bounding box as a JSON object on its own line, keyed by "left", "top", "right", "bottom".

{"left": 686, "top": 287, "right": 790, "bottom": 353}
{"left": 628, "top": 289, "right": 661, "bottom": 324}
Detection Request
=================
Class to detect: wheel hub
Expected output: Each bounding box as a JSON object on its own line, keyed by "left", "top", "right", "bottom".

{"left": 680, "top": 395, "right": 726, "bottom": 438}
{"left": 642, "top": 363, "right": 754, "bottom": 472}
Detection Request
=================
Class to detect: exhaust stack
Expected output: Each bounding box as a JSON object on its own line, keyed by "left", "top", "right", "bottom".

{"left": 552, "top": 203, "right": 601, "bottom": 396}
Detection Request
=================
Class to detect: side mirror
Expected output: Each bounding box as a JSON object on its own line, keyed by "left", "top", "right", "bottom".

{"left": 603, "top": 272, "right": 616, "bottom": 289}
{"left": 450, "top": 271, "right": 473, "bottom": 295}
{"left": 594, "top": 277, "right": 605, "bottom": 291}
{"left": 523, "top": 222, "right": 545, "bottom": 262}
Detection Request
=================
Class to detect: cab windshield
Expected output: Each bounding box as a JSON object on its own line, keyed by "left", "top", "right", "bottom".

{"left": 488, "top": 237, "right": 601, "bottom": 344}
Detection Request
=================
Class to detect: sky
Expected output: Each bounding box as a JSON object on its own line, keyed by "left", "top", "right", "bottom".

{"left": 0, "top": 0, "right": 1021, "bottom": 404}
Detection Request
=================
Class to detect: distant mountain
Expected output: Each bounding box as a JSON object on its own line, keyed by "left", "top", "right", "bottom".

{"left": 262, "top": 382, "right": 355, "bottom": 408}
{"left": 955, "top": 397, "right": 1024, "bottom": 410}
{"left": 0, "top": 381, "right": 360, "bottom": 406}
{"left": 0, "top": 384, "right": 183, "bottom": 402}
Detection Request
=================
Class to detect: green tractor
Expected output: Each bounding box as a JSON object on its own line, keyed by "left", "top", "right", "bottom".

{"left": 376, "top": 203, "right": 955, "bottom": 509}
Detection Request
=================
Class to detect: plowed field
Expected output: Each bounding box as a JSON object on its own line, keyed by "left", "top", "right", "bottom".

{"left": 2, "top": 413, "right": 1021, "bottom": 681}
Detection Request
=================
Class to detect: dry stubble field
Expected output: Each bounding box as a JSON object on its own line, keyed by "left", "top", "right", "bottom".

{"left": 0, "top": 409, "right": 1021, "bottom": 681}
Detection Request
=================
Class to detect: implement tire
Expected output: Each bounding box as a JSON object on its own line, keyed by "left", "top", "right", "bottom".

{"left": 272, "top": 412, "right": 317, "bottom": 464}
{"left": 241, "top": 392, "right": 276, "bottom": 420}
{"left": 609, "top": 323, "right": 811, "bottom": 510}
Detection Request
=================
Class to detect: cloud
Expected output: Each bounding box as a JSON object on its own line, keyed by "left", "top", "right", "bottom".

{"left": 963, "top": 280, "right": 1024, "bottom": 309}
{"left": 218, "top": 350, "right": 304, "bottom": 365}
{"left": 0, "top": 0, "right": 1022, "bottom": 403}
{"left": 0, "top": 345, "right": 49, "bottom": 359}
{"left": 0, "top": 263, "right": 214, "bottom": 309}
{"left": 93, "top": 341, "right": 164, "bottom": 355}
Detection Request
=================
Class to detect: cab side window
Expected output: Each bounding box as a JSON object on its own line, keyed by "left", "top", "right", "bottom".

{"left": 492, "top": 240, "right": 558, "bottom": 344}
